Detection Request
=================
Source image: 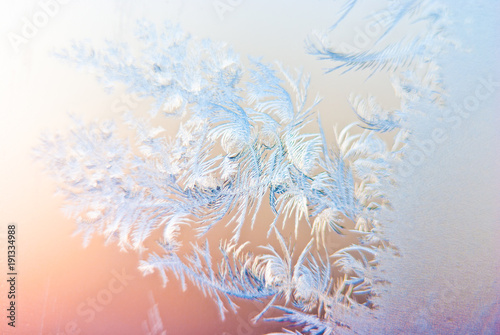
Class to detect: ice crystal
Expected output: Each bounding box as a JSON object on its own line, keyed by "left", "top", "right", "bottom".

{"left": 36, "top": 1, "right": 499, "bottom": 333}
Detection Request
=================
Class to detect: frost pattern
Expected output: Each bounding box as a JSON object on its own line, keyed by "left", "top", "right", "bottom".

{"left": 142, "top": 292, "right": 168, "bottom": 335}
{"left": 35, "top": 1, "right": 499, "bottom": 334}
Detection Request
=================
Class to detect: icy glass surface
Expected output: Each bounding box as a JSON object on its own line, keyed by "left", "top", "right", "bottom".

{"left": 1, "top": 0, "right": 497, "bottom": 334}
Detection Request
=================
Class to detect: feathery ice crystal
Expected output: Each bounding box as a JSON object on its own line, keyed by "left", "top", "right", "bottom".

{"left": 36, "top": 1, "right": 499, "bottom": 333}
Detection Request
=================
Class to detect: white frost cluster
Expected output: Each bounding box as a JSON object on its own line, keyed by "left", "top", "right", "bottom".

{"left": 36, "top": 1, "right": 499, "bottom": 334}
